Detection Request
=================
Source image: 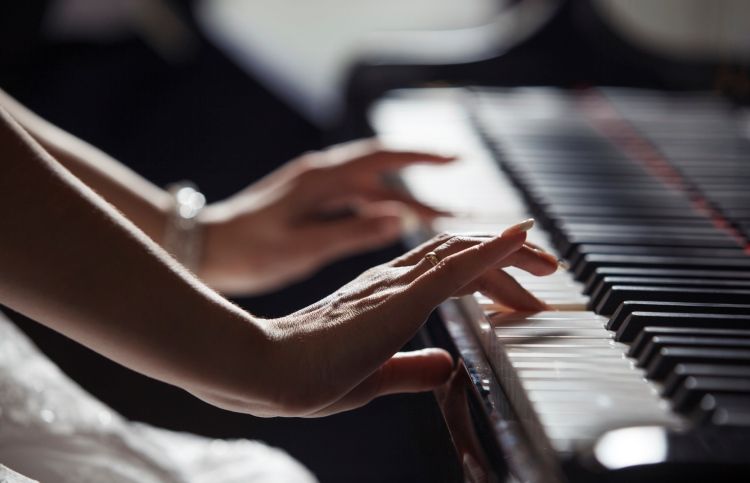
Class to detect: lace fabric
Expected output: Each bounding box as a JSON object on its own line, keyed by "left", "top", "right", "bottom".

{"left": 0, "top": 313, "right": 317, "bottom": 483}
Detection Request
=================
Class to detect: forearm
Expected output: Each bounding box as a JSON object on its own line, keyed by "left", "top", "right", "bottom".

{"left": 0, "top": 107, "right": 274, "bottom": 410}
{"left": 0, "top": 88, "right": 170, "bottom": 242}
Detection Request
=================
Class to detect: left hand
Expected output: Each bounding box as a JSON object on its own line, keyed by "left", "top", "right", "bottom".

{"left": 197, "top": 140, "right": 455, "bottom": 295}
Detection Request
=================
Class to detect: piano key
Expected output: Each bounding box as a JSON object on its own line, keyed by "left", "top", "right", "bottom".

{"left": 607, "top": 302, "right": 750, "bottom": 332}
{"left": 646, "top": 347, "right": 750, "bottom": 380}
{"left": 557, "top": 217, "right": 718, "bottom": 231}
{"left": 573, "top": 255, "right": 750, "bottom": 282}
{"left": 662, "top": 364, "right": 750, "bottom": 398}
{"left": 561, "top": 234, "right": 741, "bottom": 258}
{"left": 636, "top": 336, "right": 750, "bottom": 368}
{"left": 616, "top": 312, "right": 750, "bottom": 343}
{"left": 629, "top": 327, "right": 750, "bottom": 360}
{"left": 585, "top": 268, "right": 750, "bottom": 295}
{"left": 560, "top": 226, "right": 735, "bottom": 239}
{"left": 671, "top": 376, "right": 750, "bottom": 412}
{"left": 543, "top": 205, "right": 703, "bottom": 219}
{"left": 698, "top": 394, "right": 750, "bottom": 427}
{"left": 571, "top": 246, "right": 747, "bottom": 265}
{"left": 589, "top": 278, "right": 750, "bottom": 311}
{"left": 596, "top": 286, "right": 750, "bottom": 316}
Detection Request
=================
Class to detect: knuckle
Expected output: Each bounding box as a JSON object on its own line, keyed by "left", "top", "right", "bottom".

{"left": 438, "top": 235, "right": 472, "bottom": 253}
{"left": 433, "top": 232, "right": 454, "bottom": 243}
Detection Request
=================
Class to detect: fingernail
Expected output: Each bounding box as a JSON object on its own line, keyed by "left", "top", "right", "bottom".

{"left": 503, "top": 218, "right": 535, "bottom": 235}
{"left": 557, "top": 259, "right": 571, "bottom": 271}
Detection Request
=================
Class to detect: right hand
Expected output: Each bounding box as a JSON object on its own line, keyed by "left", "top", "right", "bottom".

{"left": 209, "top": 220, "right": 557, "bottom": 418}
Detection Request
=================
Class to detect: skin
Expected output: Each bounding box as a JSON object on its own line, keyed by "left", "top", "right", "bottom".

{"left": 0, "top": 88, "right": 458, "bottom": 294}
{"left": 0, "top": 94, "right": 557, "bottom": 418}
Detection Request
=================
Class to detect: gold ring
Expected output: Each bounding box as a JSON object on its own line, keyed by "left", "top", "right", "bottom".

{"left": 424, "top": 251, "right": 440, "bottom": 267}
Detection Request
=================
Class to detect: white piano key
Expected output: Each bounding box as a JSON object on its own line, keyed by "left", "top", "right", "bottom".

{"left": 492, "top": 328, "right": 613, "bottom": 338}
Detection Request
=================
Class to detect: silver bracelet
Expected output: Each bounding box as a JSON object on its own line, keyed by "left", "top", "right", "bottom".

{"left": 164, "top": 181, "right": 206, "bottom": 272}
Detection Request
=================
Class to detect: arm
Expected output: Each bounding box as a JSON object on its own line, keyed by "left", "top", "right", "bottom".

{"left": 0, "top": 88, "right": 171, "bottom": 242}
{"left": 0, "top": 104, "right": 557, "bottom": 417}
{"left": 0, "top": 89, "right": 460, "bottom": 294}
{"left": 0, "top": 105, "right": 278, "bottom": 412}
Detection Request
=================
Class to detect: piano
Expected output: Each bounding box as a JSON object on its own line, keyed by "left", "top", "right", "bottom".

{"left": 369, "top": 86, "right": 750, "bottom": 482}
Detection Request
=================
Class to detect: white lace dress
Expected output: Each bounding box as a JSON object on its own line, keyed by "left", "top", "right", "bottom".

{"left": 0, "top": 313, "right": 317, "bottom": 483}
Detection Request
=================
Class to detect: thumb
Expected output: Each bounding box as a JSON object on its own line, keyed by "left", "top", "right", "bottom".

{"left": 369, "top": 348, "right": 454, "bottom": 395}
{"left": 305, "top": 348, "right": 453, "bottom": 417}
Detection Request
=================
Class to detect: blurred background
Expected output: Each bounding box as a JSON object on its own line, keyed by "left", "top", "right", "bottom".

{"left": 1, "top": 1, "right": 749, "bottom": 481}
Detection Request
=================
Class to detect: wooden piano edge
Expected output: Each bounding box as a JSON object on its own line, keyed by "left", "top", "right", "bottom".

{"left": 418, "top": 298, "right": 565, "bottom": 483}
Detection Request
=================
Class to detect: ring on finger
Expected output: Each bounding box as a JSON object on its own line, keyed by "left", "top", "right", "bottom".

{"left": 424, "top": 251, "right": 440, "bottom": 267}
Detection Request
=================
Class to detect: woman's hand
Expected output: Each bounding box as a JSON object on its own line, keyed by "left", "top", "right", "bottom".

{"left": 198, "top": 140, "right": 455, "bottom": 295}
{"left": 228, "top": 220, "right": 558, "bottom": 418}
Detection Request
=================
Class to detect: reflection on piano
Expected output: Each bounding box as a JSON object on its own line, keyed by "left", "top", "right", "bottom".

{"left": 370, "top": 87, "right": 750, "bottom": 482}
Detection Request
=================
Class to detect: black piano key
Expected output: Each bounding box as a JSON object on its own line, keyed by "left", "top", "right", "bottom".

{"left": 629, "top": 327, "right": 750, "bottom": 359}
{"left": 671, "top": 376, "right": 750, "bottom": 413}
{"left": 558, "top": 217, "right": 718, "bottom": 230}
{"left": 510, "top": 163, "right": 647, "bottom": 177}
{"left": 554, "top": 226, "right": 731, "bottom": 252}
{"left": 536, "top": 194, "right": 691, "bottom": 209}
{"left": 698, "top": 393, "right": 750, "bottom": 427}
{"left": 646, "top": 347, "right": 750, "bottom": 380}
{"left": 574, "top": 254, "right": 750, "bottom": 282}
{"left": 571, "top": 246, "right": 746, "bottom": 266}
{"left": 589, "top": 278, "right": 750, "bottom": 312}
{"left": 560, "top": 221, "right": 726, "bottom": 234}
{"left": 608, "top": 302, "right": 750, "bottom": 332}
{"left": 590, "top": 275, "right": 750, "bottom": 301}
{"left": 561, "top": 234, "right": 740, "bottom": 259}
{"left": 596, "top": 286, "right": 750, "bottom": 316}
{"left": 615, "top": 312, "right": 750, "bottom": 343}
{"left": 662, "top": 364, "right": 750, "bottom": 398}
{"left": 720, "top": 208, "right": 750, "bottom": 221}
{"left": 586, "top": 268, "right": 750, "bottom": 295}
{"left": 545, "top": 205, "right": 702, "bottom": 219}
{"left": 637, "top": 336, "right": 750, "bottom": 368}
{"left": 526, "top": 187, "right": 689, "bottom": 202}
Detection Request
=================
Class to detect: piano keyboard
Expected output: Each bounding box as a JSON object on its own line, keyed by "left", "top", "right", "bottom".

{"left": 370, "top": 87, "right": 750, "bottom": 479}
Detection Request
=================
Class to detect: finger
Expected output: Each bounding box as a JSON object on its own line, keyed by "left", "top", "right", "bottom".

{"left": 391, "top": 218, "right": 538, "bottom": 269}
{"left": 499, "top": 245, "right": 558, "bottom": 276}
{"left": 390, "top": 233, "right": 455, "bottom": 267}
{"left": 331, "top": 139, "right": 456, "bottom": 172}
{"left": 304, "top": 349, "right": 453, "bottom": 417}
{"left": 359, "top": 187, "right": 451, "bottom": 218}
{"left": 395, "top": 235, "right": 557, "bottom": 279}
{"left": 301, "top": 213, "right": 403, "bottom": 261}
{"left": 353, "top": 150, "right": 456, "bottom": 172}
{"left": 410, "top": 231, "right": 528, "bottom": 310}
{"left": 471, "top": 269, "right": 548, "bottom": 311}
